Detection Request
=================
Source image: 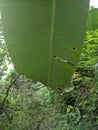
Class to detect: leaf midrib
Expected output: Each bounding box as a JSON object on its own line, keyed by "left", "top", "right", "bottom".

{"left": 47, "top": 0, "right": 57, "bottom": 86}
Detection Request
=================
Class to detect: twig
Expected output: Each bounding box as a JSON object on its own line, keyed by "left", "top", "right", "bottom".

{"left": 1, "top": 74, "right": 20, "bottom": 123}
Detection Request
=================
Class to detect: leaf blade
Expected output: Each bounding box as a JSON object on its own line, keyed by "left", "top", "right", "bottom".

{"left": 0, "top": 0, "right": 89, "bottom": 89}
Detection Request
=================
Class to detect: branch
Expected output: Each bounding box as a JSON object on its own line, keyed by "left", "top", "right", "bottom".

{"left": 1, "top": 74, "right": 20, "bottom": 123}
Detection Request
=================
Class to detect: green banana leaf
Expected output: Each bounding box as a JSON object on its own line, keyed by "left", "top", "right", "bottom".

{"left": 87, "top": 8, "right": 98, "bottom": 30}
{"left": 0, "top": 0, "right": 89, "bottom": 90}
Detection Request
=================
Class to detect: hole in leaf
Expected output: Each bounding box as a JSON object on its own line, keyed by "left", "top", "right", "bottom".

{"left": 72, "top": 46, "right": 77, "bottom": 51}
{"left": 53, "top": 55, "right": 61, "bottom": 61}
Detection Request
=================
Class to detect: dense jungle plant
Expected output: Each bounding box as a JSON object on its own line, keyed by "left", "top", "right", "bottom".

{"left": 0, "top": 12, "right": 98, "bottom": 130}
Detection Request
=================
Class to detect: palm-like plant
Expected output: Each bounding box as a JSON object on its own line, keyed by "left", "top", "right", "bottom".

{"left": 0, "top": 0, "right": 89, "bottom": 90}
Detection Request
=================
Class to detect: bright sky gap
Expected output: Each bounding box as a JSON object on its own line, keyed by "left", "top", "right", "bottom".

{"left": 90, "top": 0, "right": 98, "bottom": 8}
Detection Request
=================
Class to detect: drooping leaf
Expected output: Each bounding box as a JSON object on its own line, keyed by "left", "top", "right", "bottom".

{"left": 0, "top": 0, "right": 89, "bottom": 89}
{"left": 87, "top": 8, "right": 98, "bottom": 31}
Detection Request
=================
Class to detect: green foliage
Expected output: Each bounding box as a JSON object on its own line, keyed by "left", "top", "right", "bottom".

{"left": 0, "top": 18, "right": 12, "bottom": 81}
{"left": 72, "top": 29, "right": 98, "bottom": 130}
{"left": 0, "top": 5, "right": 98, "bottom": 130}
{"left": 76, "top": 29, "right": 98, "bottom": 77}
{"left": 0, "top": 0, "right": 89, "bottom": 89}
{"left": 87, "top": 8, "right": 98, "bottom": 30}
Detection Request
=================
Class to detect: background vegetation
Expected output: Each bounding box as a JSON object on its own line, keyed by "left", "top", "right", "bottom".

{"left": 0, "top": 9, "right": 98, "bottom": 130}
